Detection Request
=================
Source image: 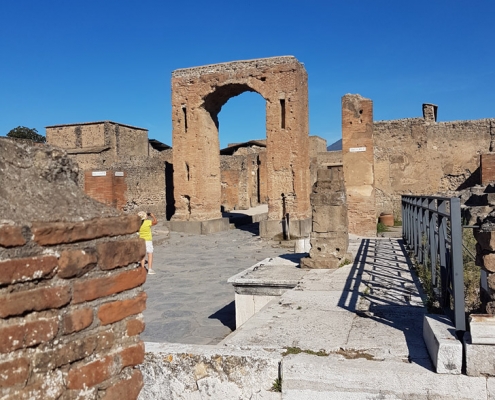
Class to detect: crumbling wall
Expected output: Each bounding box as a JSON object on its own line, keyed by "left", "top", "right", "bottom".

{"left": 171, "top": 56, "right": 310, "bottom": 228}
{"left": 374, "top": 118, "right": 494, "bottom": 218}
{"left": 0, "top": 139, "right": 147, "bottom": 399}
{"left": 46, "top": 122, "right": 167, "bottom": 215}
{"left": 309, "top": 136, "right": 327, "bottom": 186}
{"left": 220, "top": 146, "right": 266, "bottom": 212}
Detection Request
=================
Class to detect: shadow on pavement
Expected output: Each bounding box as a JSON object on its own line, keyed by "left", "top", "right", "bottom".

{"left": 209, "top": 300, "right": 236, "bottom": 331}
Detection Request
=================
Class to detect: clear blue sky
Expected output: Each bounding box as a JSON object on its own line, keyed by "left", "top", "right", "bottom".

{"left": 1, "top": 1, "right": 494, "bottom": 149}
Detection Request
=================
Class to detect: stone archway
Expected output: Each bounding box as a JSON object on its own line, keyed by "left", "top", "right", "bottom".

{"left": 170, "top": 56, "right": 311, "bottom": 238}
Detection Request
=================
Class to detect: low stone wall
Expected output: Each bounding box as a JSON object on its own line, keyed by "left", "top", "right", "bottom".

{"left": 139, "top": 343, "right": 281, "bottom": 400}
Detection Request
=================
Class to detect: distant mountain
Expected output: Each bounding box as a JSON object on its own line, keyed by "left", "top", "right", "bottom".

{"left": 327, "top": 139, "right": 342, "bottom": 151}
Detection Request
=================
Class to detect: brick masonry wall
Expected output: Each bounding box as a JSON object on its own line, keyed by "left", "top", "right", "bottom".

{"left": 481, "top": 153, "right": 495, "bottom": 185}
{"left": 171, "top": 56, "right": 310, "bottom": 224}
{"left": 0, "top": 215, "right": 147, "bottom": 399}
{"left": 374, "top": 118, "right": 495, "bottom": 218}
{"left": 0, "top": 139, "right": 148, "bottom": 399}
{"left": 342, "top": 94, "right": 376, "bottom": 237}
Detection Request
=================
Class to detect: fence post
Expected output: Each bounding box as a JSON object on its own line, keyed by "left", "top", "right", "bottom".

{"left": 450, "top": 197, "right": 466, "bottom": 331}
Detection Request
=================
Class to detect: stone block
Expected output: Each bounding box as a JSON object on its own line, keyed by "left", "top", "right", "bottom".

{"left": 475, "top": 230, "right": 495, "bottom": 252}
{"left": 423, "top": 314, "right": 462, "bottom": 374}
{"left": 260, "top": 218, "right": 311, "bottom": 240}
{"left": 170, "top": 218, "right": 230, "bottom": 235}
{"left": 470, "top": 314, "right": 495, "bottom": 344}
{"left": 465, "top": 332, "right": 495, "bottom": 377}
{"left": 140, "top": 342, "right": 281, "bottom": 400}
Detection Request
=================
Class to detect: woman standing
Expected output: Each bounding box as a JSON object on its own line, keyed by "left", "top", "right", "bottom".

{"left": 138, "top": 211, "right": 158, "bottom": 274}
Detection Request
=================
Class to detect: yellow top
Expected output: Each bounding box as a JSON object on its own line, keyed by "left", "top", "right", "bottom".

{"left": 139, "top": 220, "right": 153, "bottom": 241}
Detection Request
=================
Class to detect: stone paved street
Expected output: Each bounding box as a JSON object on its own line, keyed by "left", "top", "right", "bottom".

{"left": 141, "top": 223, "right": 290, "bottom": 345}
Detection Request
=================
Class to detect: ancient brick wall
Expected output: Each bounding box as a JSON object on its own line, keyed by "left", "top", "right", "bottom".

{"left": 171, "top": 56, "right": 310, "bottom": 227}
{"left": 309, "top": 136, "right": 327, "bottom": 186}
{"left": 374, "top": 117, "right": 494, "bottom": 218}
{"left": 342, "top": 94, "right": 376, "bottom": 237}
{"left": 220, "top": 147, "right": 266, "bottom": 212}
{"left": 0, "top": 139, "right": 147, "bottom": 399}
{"left": 46, "top": 122, "right": 166, "bottom": 216}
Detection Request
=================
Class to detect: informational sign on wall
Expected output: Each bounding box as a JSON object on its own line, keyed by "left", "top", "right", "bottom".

{"left": 115, "top": 172, "right": 124, "bottom": 177}
{"left": 349, "top": 147, "right": 366, "bottom": 153}
{"left": 91, "top": 171, "right": 107, "bottom": 176}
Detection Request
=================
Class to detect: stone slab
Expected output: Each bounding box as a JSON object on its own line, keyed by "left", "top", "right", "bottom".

{"left": 169, "top": 218, "right": 230, "bottom": 235}
{"left": 139, "top": 342, "right": 282, "bottom": 400}
{"left": 228, "top": 255, "right": 307, "bottom": 292}
{"left": 221, "top": 290, "right": 357, "bottom": 351}
{"left": 465, "top": 332, "right": 495, "bottom": 377}
{"left": 423, "top": 314, "right": 462, "bottom": 374}
{"left": 282, "top": 353, "right": 487, "bottom": 400}
{"left": 470, "top": 314, "right": 495, "bottom": 344}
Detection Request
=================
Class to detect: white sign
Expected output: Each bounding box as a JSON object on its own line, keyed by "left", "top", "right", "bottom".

{"left": 92, "top": 171, "right": 107, "bottom": 176}
{"left": 115, "top": 172, "right": 124, "bottom": 177}
{"left": 349, "top": 147, "right": 366, "bottom": 153}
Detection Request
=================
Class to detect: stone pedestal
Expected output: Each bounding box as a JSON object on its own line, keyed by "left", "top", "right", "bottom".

{"left": 227, "top": 255, "right": 307, "bottom": 328}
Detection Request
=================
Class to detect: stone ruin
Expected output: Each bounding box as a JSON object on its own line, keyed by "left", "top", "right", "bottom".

{"left": 170, "top": 56, "right": 311, "bottom": 239}
{"left": 0, "top": 139, "right": 147, "bottom": 399}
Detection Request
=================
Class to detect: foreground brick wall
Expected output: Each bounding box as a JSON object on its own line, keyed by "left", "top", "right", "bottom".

{"left": 0, "top": 139, "right": 147, "bottom": 399}
{"left": 0, "top": 216, "right": 146, "bottom": 399}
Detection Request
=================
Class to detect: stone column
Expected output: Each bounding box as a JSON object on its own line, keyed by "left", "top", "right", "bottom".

{"left": 342, "top": 94, "right": 376, "bottom": 237}
{"left": 301, "top": 166, "right": 349, "bottom": 269}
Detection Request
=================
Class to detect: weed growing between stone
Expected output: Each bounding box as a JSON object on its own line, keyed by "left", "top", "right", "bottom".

{"left": 338, "top": 258, "right": 351, "bottom": 267}
{"left": 377, "top": 222, "right": 389, "bottom": 233}
{"left": 411, "top": 227, "right": 482, "bottom": 314}
{"left": 271, "top": 378, "right": 282, "bottom": 392}
{"left": 282, "top": 347, "right": 329, "bottom": 357}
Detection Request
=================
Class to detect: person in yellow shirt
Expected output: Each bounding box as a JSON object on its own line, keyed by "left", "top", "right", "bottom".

{"left": 138, "top": 211, "right": 158, "bottom": 274}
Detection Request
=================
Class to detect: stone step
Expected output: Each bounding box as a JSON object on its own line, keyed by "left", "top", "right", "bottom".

{"left": 281, "top": 353, "right": 489, "bottom": 399}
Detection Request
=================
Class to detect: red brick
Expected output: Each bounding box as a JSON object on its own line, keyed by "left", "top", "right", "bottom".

{"left": 119, "top": 342, "right": 145, "bottom": 368}
{"left": 98, "top": 292, "right": 147, "bottom": 325}
{"left": 0, "top": 314, "right": 59, "bottom": 353}
{"left": 32, "top": 215, "right": 142, "bottom": 245}
{"left": 0, "top": 357, "right": 29, "bottom": 388}
{"left": 101, "top": 369, "right": 143, "bottom": 400}
{"left": 0, "top": 284, "right": 71, "bottom": 318}
{"left": 96, "top": 329, "right": 115, "bottom": 351}
{"left": 126, "top": 317, "right": 145, "bottom": 337}
{"left": 0, "top": 255, "right": 57, "bottom": 286}
{"left": 62, "top": 307, "right": 94, "bottom": 335}
{"left": 34, "top": 336, "right": 97, "bottom": 371}
{"left": 67, "top": 355, "right": 115, "bottom": 390}
{"left": 72, "top": 267, "right": 146, "bottom": 304}
{"left": 0, "top": 225, "right": 26, "bottom": 248}
{"left": 96, "top": 238, "right": 145, "bottom": 270}
{"left": 58, "top": 248, "right": 97, "bottom": 279}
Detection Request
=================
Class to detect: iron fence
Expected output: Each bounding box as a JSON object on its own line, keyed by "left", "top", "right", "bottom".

{"left": 402, "top": 195, "right": 465, "bottom": 331}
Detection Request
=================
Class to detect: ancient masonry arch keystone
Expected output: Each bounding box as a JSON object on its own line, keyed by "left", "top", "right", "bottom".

{"left": 171, "top": 56, "right": 311, "bottom": 238}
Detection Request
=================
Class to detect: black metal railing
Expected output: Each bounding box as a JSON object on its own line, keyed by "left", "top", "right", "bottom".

{"left": 402, "top": 195, "right": 465, "bottom": 331}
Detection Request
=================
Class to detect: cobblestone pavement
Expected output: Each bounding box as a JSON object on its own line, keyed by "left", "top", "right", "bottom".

{"left": 141, "top": 223, "right": 290, "bottom": 345}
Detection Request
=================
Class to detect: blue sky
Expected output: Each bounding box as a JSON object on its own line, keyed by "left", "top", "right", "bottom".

{"left": 1, "top": 1, "right": 494, "bottom": 149}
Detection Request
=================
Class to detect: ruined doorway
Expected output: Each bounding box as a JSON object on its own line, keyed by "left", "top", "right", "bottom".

{"left": 171, "top": 56, "right": 311, "bottom": 238}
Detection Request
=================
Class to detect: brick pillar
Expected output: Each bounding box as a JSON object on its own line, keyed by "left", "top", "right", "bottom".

{"left": 301, "top": 166, "right": 349, "bottom": 269}
{"left": 342, "top": 94, "right": 376, "bottom": 237}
